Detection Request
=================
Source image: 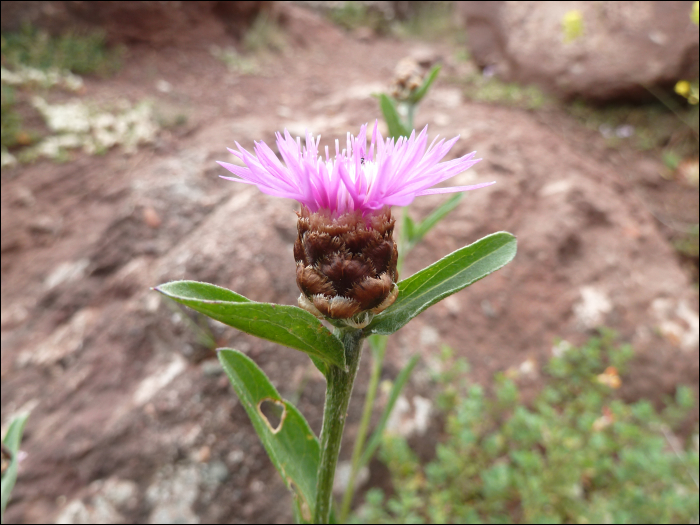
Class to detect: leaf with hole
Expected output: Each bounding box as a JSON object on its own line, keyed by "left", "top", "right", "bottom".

{"left": 1, "top": 412, "right": 29, "bottom": 524}
{"left": 155, "top": 281, "right": 345, "bottom": 369}
{"left": 366, "top": 232, "right": 517, "bottom": 335}
{"left": 218, "top": 349, "right": 319, "bottom": 522}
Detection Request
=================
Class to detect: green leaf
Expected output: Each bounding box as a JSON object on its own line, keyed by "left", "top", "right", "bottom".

{"left": 309, "top": 355, "right": 328, "bottom": 378}
{"left": 408, "top": 64, "right": 441, "bottom": 105}
{"left": 156, "top": 280, "right": 250, "bottom": 303}
{"left": 1, "top": 412, "right": 29, "bottom": 524}
{"left": 378, "top": 94, "right": 410, "bottom": 139}
{"left": 407, "top": 193, "right": 463, "bottom": 250}
{"left": 366, "top": 232, "right": 517, "bottom": 335}
{"left": 403, "top": 214, "right": 416, "bottom": 244}
{"left": 359, "top": 355, "right": 419, "bottom": 467}
{"left": 155, "top": 281, "right": 345, "bottom": 369}
{"left": 218, "top": 349, "right": 319, "bottom": 522}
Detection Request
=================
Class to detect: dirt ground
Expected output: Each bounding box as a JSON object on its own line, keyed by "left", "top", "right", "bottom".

{"left": 1, "top": 5, "right": 698, "bottom": 524}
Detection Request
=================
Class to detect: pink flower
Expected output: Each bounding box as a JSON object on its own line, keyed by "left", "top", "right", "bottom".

{"left": 218, "top": 122, "right": 493, "bottom": 216}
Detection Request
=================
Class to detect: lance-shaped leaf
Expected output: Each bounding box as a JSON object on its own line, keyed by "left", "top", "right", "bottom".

{"left": 407, "top": 64, "right": 441, "bottom": 105}
{"left": 218, "top": 349, "right": 319, "bottom": 521}
{"left": 366, "top": 232, "right": 517, "bottom": 335}
{"left": 406, "top": 193, "right": 463, "bottom": 250}
{"left": 378, "top": 94, "right": 410, "bottom": 139}
{"left": 1, "top": 412, "right": 29, "bottom": 524}
{"left": 155, "top": 281, "right": 345, "bottom": 369}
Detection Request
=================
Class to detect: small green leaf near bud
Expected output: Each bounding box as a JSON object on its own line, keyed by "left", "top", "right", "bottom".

{"left": 408, "top": 193, "right": 463, "bottom": 250}
{"left": 407, "top": 64, "right": 441, "bottom": 105}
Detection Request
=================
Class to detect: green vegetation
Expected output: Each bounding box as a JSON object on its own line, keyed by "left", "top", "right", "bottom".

{"left": 674, "top": 224, "right": 700, "bottom": 259}
{"left": 391, "top": 2, "right": 461, "bottom": 43}
{"left": 354, "top": 332, "right": 699, "bottom": 524}
{"left": 672, "top": 224, "right": 700, "bottom": 285}
{"left": 327, "top": 2, "right": 391, "bottom": 34}
{"left": 325, "top": 1, "right": 460, "bottom": 42}
{"left": 1, "top": 24, "right": 121, "bottom": 76}
{"left": 209, "top": 45, "right": 260, "bottom": 75}
{"left": 1, "top": 85, "right": 22, "bottom": 149}
{"left": 462, "top": 73, "right": 550, "bottom": 110}
{"left": 243, "top": 12, "right": 286, "bottom": 54}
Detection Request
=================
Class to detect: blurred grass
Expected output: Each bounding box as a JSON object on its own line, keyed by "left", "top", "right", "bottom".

{"left": 1, "top": 84, "right": 22, "bottom": 149}
{"left": 324, "top": 1, "right": 462, "bottom": 42}
{"left": 326, "top": 2, "right": 391, "bottom": 34}
{"left": 391, "top": 2, "right": 461, "bottom": 42}
{"left": 243, "top": 12, "right": 286, "bottom": 53}
{"left": 1, "top": 24, "right": 122, "bottom": 76}
{"left": 462, "top": 73, "right": 551, "bottom": 110}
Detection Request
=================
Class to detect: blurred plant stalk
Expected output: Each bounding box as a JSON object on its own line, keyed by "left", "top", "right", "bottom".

{"left": 339, "top": 61, "right": 463, "bottom": 522}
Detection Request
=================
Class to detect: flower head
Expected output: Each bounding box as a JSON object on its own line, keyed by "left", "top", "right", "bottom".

{"left": 218, "top": 121, "right": 493, "bottom": 216}
{"left": 219, "top": 122, "right": 493, "bottom": 326}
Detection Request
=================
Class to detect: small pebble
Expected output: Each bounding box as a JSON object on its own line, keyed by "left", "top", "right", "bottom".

{"left": 143, "top": 207, "right": 161, "bottom": 228}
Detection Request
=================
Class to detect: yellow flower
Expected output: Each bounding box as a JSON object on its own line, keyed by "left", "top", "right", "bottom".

{"left": 675, "top": 80, "right": 691, "bottom": 97}
{"left": 562, "top": 11, "right": 584, "bottom": 43}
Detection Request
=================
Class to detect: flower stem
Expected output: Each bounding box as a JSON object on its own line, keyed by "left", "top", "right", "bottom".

{"left": 406, "top": 102, "right": 415, "bottom": 131}
{"left": 314, "top": 327, "right": 365, "bottom": 524}
{"left": 338, "top": 336, "right": 387, "bottom": 522}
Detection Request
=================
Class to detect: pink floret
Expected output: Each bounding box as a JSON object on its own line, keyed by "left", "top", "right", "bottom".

{"left": 218, "top": 121, "right": 494, "bottom": 216}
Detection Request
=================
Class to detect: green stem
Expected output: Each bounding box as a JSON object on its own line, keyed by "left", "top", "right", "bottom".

{"left": 406, "top": 102, "right": 416, "bottom": 131}
{"left": 338, "top": 337, "right": 387, "bottom": 522}
{"left": 314, "top": 328, "right": 365, "bottom": 524}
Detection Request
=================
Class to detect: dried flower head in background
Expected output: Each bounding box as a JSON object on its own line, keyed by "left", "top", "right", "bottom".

{"left": 219, "top": 122, "right": 493, "bottom": 326}
{"left": 390, "top": 57, "right": 425, "bottom": 101}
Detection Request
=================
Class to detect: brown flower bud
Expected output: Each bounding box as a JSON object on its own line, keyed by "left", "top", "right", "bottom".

{"left": 390, "top": 57, "right": 424, "bottom": 102}
{"left": 294, "top": 206, "right": 399, "bottom": 328}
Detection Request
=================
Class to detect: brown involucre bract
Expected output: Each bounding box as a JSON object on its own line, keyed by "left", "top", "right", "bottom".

{"left": 294, "top": 206, "right": 399, "bottom": 327}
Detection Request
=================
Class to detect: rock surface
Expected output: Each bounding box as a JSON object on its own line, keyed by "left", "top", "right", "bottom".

{"left": 0, "top": 1, "right": 271, "bottom": 44}
{"left": 459, "top": 0, "right": 700, "bottom": 101}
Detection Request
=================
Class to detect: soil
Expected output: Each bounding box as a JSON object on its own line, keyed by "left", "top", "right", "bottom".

{"left": 1, "top": 4, "right": 698, "bottom": 524}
